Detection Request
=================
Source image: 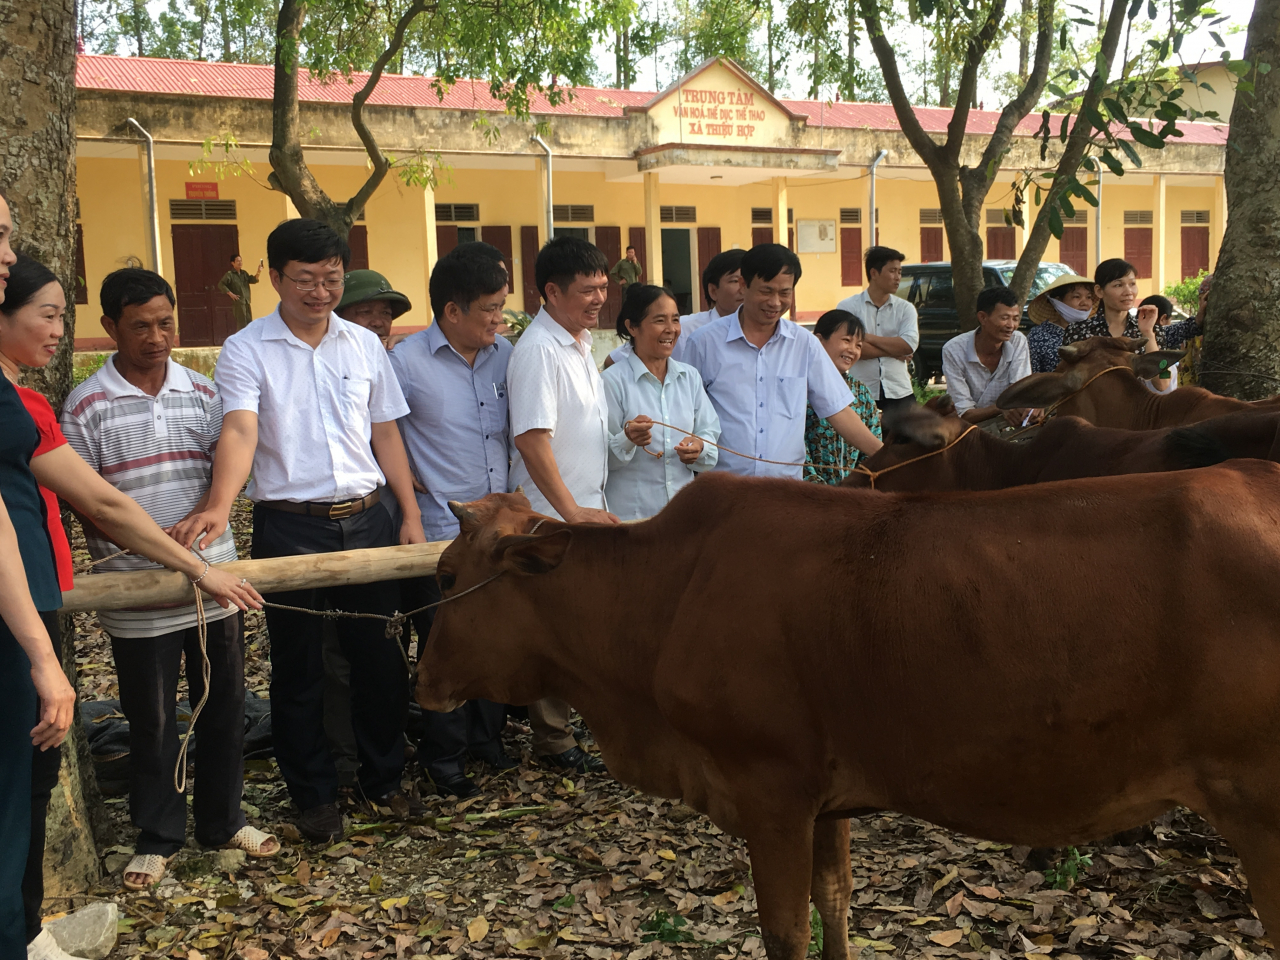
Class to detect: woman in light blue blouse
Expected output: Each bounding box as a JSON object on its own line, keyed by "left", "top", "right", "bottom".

{"left": 603, "top": 284, "right": 721, "bottom": 520}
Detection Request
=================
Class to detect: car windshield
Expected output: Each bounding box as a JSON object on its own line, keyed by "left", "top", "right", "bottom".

{"left": 999, "top": 262, "right": 1074, "bottom": 298}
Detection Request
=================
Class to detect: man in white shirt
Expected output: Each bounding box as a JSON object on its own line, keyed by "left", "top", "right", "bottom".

{"left": 940, "top": 286, "right": 1035, "bottom": 425}
{"left": 173, "top": 219, "right": 426, "bottom": 843}
{"left": 605, "top": 248, "right": 745, "bottom": 367}
{"left": 839, "top": 246, "right": 919, "bottom": 416}
{"left": 507, "top": 235, "right": 616, "bottom": 775}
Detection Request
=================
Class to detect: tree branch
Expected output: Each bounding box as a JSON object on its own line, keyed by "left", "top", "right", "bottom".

{"left": 943, "top": 0, "right": 1008, "bottom": 157}
{"left": 858, "top": 0, "right": 943, "bottom": 170}
{"left": 345, "top": 0, "right": 433, "bottom": 219}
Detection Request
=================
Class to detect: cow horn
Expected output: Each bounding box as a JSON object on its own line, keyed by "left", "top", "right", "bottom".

{"left": 1058, "top": 343, "right": 1084, "bottom": 362}
{"left": 514, "top": 485, "right": 525, "bottom": 497}
{"left": 448, "top": 501, "right": 479, "bottom": 526}
{"left": 1121, "top": 337, "right": 1146, "bottom": 353}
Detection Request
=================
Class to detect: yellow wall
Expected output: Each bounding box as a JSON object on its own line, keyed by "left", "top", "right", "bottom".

{"left": 73, "top": 151, "right": 1226, "bottom": 347}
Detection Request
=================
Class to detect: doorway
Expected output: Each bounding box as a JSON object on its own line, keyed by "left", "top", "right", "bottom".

{"left": 661, "top": 228, "right": 693, "bottom": 315}
{"left": 171, "top": 224, "right": 240, "bottom": 347}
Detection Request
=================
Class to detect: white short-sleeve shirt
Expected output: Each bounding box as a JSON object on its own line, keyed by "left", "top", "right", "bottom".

{"left": 940, "top": 329, "right": 1032, "bottom": 415}
{"left": 507, "top": 308, "right": 610, "bottom": 518}
{"left": 215, "top": 307, "right": 409, "bottom": 503}
{"left": 839, "top": 289, "right": 920, "bottom": 400}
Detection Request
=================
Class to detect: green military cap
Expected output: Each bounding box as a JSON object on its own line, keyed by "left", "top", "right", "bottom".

{"left": 338, "top": 269, "right": 412, "bottom": 318}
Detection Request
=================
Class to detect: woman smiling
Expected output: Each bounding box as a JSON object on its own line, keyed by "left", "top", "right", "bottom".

{"left": 804, "top": 309, "right": 882, "bottom": 484}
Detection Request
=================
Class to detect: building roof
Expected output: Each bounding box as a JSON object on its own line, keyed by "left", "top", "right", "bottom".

{"left": 74, "top": 53, "right": 1230, "bottom": 144}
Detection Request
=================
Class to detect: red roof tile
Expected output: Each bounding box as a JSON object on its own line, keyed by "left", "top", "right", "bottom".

{"left": 75, "top": 54, "right": 1229, "bottom": 143}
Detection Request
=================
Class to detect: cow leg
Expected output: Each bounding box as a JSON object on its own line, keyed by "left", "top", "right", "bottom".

{"left": 810, "top": 818, "right": 853, "bottom": 960}
{"left": 748, "top": 817, "right": 816, "bottom": 960}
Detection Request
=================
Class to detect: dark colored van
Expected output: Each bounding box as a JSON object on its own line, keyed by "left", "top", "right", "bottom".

{"left": 900, "top": 259, "right": 1075, "bottom": 384}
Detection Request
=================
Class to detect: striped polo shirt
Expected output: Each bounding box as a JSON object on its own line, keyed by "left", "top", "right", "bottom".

{"left": 61, "top": 357, "right": 238, "bottom": 638}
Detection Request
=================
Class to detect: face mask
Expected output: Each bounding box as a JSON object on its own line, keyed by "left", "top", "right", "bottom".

{"left": 1051, "top": 299, "right": 1094, "bottom": 323}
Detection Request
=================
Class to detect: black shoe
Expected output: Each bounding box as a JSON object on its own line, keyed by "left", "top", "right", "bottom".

{"left": 431, "top": 773, "right": 481, "bottom": 799}
{"left": 537, "top": 746, "right": 607, "bottom": 775}
{"left": 375, "top": 790, "right": 427, "bottom": 819}
{"left": 297, "top": 803, "right": 343, "bottom": 843}
{"left": 472, "top": 750, "right": 520, "bottom": 771}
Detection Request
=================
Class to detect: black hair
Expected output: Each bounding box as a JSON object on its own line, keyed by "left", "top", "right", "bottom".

{"left": 266, "top": 218, "right": 350, "bottom": 273}
{"left": 976, "top": 286, "right": 1021, "bottom": 315}
{"left": 535, "top": 235, "right": 609, "bottom": 302}
{"left": 1049, "top": 282, "right": 1093, "bottom": 302}
{"left": 100, "top": 268, "right": 176, "bottom": 322}
{"left": 740, "top": 243, "right": 801, "bottom": 286}
{"left": 230, "top": 253, "right": 241, "bottom": 263}
{"left": 429, "top": 252, "right": 509, "bottom": 319}
{"left": 1140, "top": 294, "right": 1173, "bottom": 320}
{"left": 1095, "top": 258, "right": 1136, "bottom": 289}
{"left": 625, "top": 245, "right": 636, "bottom": 252}
{"left": 615, "top": 284, "right": 677, "bottom": 341}
{"left": 813, "top": 308, "right": 866, "bottom": 341}
{"left": 701, "top": 248, "right": 745, "bottom": 301}
{"left": 447, "top": 241, "right": 506, "bottom": 266}
{"left": 865, "top": 245, "right": 905, "bottom": 277}
{"left": 0, "top": 253, "right": 60, "bottom": 317}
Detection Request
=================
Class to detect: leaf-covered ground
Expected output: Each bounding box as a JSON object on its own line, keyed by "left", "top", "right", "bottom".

{"left": 61, "top": 504, "right": 1274, "bottom": 960}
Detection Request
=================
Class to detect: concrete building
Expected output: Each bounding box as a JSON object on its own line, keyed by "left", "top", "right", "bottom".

{"left": 71, "top": 53, "right": 1229, "bottom": 349}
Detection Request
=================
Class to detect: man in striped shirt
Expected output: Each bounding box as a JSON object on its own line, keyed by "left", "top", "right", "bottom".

{"left": 61, "top": 269, "right": 277, "bottom": 887}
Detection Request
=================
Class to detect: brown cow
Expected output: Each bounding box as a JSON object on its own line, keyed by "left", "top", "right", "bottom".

{"left": 845, "top": 404, "right": 1280, "bottom": 491}
{"left": 417, "top": 467, "right": 1280, "bottom": 959}
{"left": 997, "top": 336, "right": 1280, "bottom": 428}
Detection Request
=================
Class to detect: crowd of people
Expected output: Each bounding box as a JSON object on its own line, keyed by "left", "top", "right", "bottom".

{"left": 0, "top": 182, "right": 1212, "bottom": 960}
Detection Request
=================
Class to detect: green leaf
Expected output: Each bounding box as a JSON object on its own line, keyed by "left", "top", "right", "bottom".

{"left": 1117, "top": 138, "right": 1143, "bottom": 167}
{"left": 1048, "top": 205, "right": 1064, "bottom": 239}
{"left": 1084, "top": 104, "right": 1109, "bottom": 132}
{"left": 1102, "top": 97, "right": 1128, "bottom": 124}
{"left": 552, "top": 894, "right": 576, "bottom": 911}
{"left": 1059, "top": 194, "right": 1076, "bottom": 219}
{"left": 1260, "top": 62, "right": 1273, "bottom": 74}
{"left": 1127, "top": 0, "right": 1143, "bottom": 19}
{"left": 1128, "top": 124, "right": 1166, "bottom": 149}
{"left": 368, "top": 874, "right": 383, "bottom": 893}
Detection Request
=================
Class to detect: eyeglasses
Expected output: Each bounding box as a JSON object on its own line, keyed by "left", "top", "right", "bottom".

{"left": 280, "top": 271, "right": 345, "bottom": 293}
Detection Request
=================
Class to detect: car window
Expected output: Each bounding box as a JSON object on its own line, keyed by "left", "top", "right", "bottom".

{"left": 923, "top": 271, "right": 954, "bottom": 308}
{"left": 998, "top": 262, "right": 1074, "bottom": 298}
{"left": 896, "top": 275, "right": 917, "bottom": 301}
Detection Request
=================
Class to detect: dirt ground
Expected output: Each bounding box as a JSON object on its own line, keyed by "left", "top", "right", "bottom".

{"left": 60, "top": 502, "right": 1272, "bottom": 960}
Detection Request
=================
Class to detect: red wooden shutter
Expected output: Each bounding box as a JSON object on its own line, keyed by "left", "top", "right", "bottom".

{"left": 840, "top": 228, "right": 863, "bottom": 286}
{"left": 920, "top": 227, "right": 944, "bottom": 263}
{"left": 480, "top": 225, "right": 514, "bottom": 280}
{"left": 696, "top": 227, "right": 721, "bottom": 309}
{"left": 1180, "top": 226, "right": 1209, "bottom": 280}
{"left": 628, "top": 226, "right": 647, "bottom": 284}
{"left": 986, "top": 226, "right": 1016, "bottom": 260}
{"left": 1124, "top": 228, "right": 1153, "bottom": 279}
{"left": 595, "top": 225, "right": 622, "bottom": 327}
{"left": 348, "top": 225, "right": 370, "bottom": 271}
{"left": 1059, "top": 227, "right": 1088, "bottom": 276}
{"left": 520, "top": 226, "right": 540, "bottom": 310}
{"left": 751, "top": 227, "right": 773, "bottom": 248}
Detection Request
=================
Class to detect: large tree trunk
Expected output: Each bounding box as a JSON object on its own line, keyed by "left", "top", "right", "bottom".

{"left": 1199, "top": 0, "right": 1280, "bottom": 400}
{"left": 0, "top": 0, "right": 109, "bottom": 896}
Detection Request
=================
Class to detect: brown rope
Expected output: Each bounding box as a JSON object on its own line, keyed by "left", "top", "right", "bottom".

{"left": 623, "top": 418, "right": 852, "bottom": 473}
{"left": 850, "top": 423, "right": 979, "bottom": 490}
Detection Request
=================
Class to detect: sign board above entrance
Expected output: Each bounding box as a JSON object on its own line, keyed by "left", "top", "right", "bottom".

{"left": 641, "top": 59, "right": 799, "bottom": 149}
{"left": 185, "top": 182, "right": 219, "bottom": 200}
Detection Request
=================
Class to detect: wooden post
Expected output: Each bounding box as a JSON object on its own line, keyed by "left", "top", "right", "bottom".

{"left": 62, "top": 540, "right": 452, "bottom": 613}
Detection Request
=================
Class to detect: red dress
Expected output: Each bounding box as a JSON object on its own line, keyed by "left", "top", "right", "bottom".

{"left": 17, "top": 385, "right": 74, "bottom": 592}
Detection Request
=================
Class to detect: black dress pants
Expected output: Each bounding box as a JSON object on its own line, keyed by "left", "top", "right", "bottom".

{"left": 111, "top": 612, "right": 247, "bottom": 856}
{"left": 252, "top": 503, "right": 407, "bottom": 810}
{"left": 21, "top": 611, "right": 59, "bottom": 945}
{"left": 403, "top": 576, "right": 506, "bottom": 782}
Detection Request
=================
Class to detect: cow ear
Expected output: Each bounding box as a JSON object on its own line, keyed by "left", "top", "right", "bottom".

{"left": 997, "top": 370, "right": 1082, "bottom": 409}
{"left": 884, "top": 407, "right": 949, "bottom": 449}
{"left": 494, "top": 528, "right": 573, "bottom": 576}
{"left": 1058, "top": 341, "right": 1092, "bottom": 362}
{"left": 1131, "top": 349, "right": 1187, "bottom": 381}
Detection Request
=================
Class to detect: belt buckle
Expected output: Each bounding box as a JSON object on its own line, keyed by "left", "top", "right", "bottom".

{"left": 328, "top": 499, "right": 358, "bottom": 520}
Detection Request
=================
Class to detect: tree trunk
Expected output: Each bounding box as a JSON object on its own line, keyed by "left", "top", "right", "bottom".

{"left": 219, "top": 0, "right": 232, "bottom": 60}
{"left": 1199, "top": 0, "right": 1280, "bottom": 400}
{"left": 0, "top": 0, "right": 107, "bottom": 896}
{"left": 1018, "top": 0, "right": 1031, "bottom": 80}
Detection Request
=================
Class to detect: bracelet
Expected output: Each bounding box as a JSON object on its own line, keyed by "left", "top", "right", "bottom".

{"left": 189, "top": 560, "right": 210, "bottom": 585}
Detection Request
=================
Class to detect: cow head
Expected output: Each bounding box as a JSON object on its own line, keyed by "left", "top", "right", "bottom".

{"left": 415, "top": 489, "right": 573, "bottom": 713}
{"left": 842, "top": 402, "right": 975, "bottom": 490}
{"left": 997, "top": 336, "right": 1186, "bottom": 409}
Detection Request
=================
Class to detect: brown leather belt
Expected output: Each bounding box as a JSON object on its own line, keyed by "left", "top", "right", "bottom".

{"left": 258, "top": 489, "right": 380, "bottom": 520}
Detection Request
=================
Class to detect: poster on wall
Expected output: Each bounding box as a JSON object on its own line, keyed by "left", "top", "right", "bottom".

{"left": 798, "top": 219, "right": 837, "bottom": 253}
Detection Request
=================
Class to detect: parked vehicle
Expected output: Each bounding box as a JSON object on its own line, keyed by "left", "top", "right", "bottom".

{"left": 899, "top": 260, "right": 1075, "bottom": 384}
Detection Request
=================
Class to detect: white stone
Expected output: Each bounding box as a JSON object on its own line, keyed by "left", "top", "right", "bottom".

{"left": 42, "top": 902, "right": 118, "bottom": 960}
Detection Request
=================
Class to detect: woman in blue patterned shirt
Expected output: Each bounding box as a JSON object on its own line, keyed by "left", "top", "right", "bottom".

{"left": 804, "top": 309, "right": 883, "bottom": 484}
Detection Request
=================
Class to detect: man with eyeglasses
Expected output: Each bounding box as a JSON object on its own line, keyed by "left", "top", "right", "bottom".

{"left": 173, "top": 218, "right": 425, "bottom": 843}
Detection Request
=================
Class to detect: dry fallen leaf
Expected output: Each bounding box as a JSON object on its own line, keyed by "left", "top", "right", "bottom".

{"left": 927, "top": 929, "right": 964, "bottom": 947}
{"left": 467, "top": 915, "right": 490, "bottom": 942}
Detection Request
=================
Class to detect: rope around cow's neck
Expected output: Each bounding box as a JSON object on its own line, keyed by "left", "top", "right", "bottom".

{"left": 996, "top": 364, "right": 1133, "bottom": 442}
{"left": 850, "top": 423, "right": 979, "bottom": 489}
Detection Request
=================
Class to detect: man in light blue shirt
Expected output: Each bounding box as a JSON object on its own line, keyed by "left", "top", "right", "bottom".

{"left": 684, "top": 244, "right": 883, "bottom": 480}
{"left": 389, "top": 251, "right": 515, "bottom": 799}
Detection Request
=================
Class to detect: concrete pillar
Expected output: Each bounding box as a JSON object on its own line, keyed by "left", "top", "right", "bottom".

{"left": 643, "top": 171, "right": 662, "bottom": 285}
{"left": 423, "top": 184, "right": 438, "bottom": 299}
{"left": 1210, "top": 174, "right": 1226, "bottom": 270}
{"left": 1152, "top": 174, "right": 1166, "bottom": 294}
{"left": 773, "top": 177, "right": 789, "bottom": 246}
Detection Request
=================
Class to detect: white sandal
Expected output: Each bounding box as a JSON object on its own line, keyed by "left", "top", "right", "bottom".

{"left": 122, "top": 853, "right": 171, "bottom": 890}
{"left": 223, "top": 825, "right": 280, "bottom": 858}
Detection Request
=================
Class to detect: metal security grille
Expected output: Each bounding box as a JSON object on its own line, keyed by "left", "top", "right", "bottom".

{"left": 986, "top": 209, "right": 1014, "bottom": 225}
{"left": 1062, "top": 210, "right": 1088, "bottom": 224}
{"left": 435, "top": 203, "right": 480, "bottom": 222}
{"left": 919, "top": 208, "right": 944, "bottom": 224}
{"left": 1181, "top": 210, "right": 1210, "bottom": 224}
{"left": 1124, "top": 210, "right": 1154, "bottom": 225}
{"left": 169, "top": 199, "right": 237, "bottom": 220}
{"left": 660, "top": 206, "right": 697, "bottom": 223}
{"left": 840, "top": 208, "right": 862, "bottom": 224}
{"left": 552, "top": 204, "right": 594, "bottom": 222}
{"left": 751, "top": 207, "right": 773, "bottom": 224}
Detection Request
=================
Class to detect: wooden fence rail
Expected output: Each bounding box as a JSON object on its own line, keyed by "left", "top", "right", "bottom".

{"left": 61, "top": 541, "right": 453, "bottom": 613}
